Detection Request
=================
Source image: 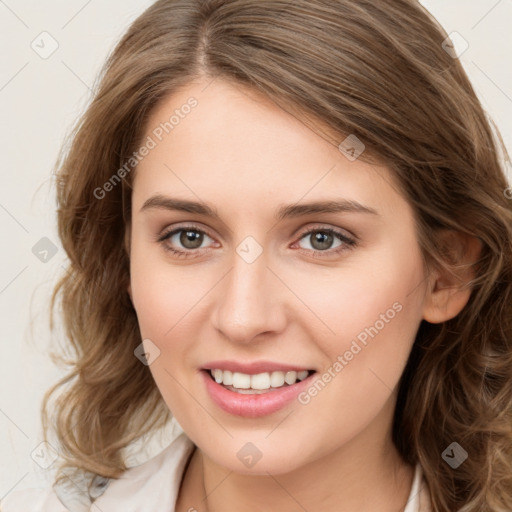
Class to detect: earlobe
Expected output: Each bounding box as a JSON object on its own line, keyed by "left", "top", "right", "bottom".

{"left": 422, "top": 230, "right": 482, "bottom": 324}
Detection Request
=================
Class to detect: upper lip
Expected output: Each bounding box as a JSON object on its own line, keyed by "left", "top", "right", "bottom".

{"left": 202, "top": 360, "right": 314, "bottom": 375}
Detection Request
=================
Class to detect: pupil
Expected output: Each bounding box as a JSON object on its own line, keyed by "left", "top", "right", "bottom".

{"left": 312, "top": 232, "right": 332, "bottom": 250}
{"left": 180, "top": 230, "right": 203, "bottom": 249}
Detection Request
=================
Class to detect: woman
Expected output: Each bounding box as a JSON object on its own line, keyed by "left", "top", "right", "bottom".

{"left": 2, "top": 1, "right": 511, "bottom": 511}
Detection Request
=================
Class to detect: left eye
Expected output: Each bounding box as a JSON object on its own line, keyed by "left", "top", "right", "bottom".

{"left": 296, "top": 228, "right": 355, "bottom": 253}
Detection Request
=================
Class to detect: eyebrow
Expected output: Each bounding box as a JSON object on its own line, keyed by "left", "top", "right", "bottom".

{"left": 140, "top": 195, "right": 379, "bottom": 220}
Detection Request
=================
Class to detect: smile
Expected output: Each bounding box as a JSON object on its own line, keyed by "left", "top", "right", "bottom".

{"left": 209, "top": 369, "right": 312, "bottom": 393}
{"left": 201, "top": 367, "right": 317, "bottom": 418}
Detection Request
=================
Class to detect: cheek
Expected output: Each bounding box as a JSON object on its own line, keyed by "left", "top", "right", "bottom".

{"left": 296, "top": 246, "right": 425, "bottom": 424}
{"left": 289, "top": 246, "right": 425, "bottom": 405}
{"left": 129, "top": 251, "right": 205, "bottom": 414}
{"left": 285, "top": 244, "right": 423, "bottom": 353}
{"left": 129, "top": 237, "right": 207, "bottom": 338}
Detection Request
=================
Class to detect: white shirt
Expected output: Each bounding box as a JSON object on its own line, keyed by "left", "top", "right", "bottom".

{"left": 1, "top": 432, "right": 432, "bottom": 511}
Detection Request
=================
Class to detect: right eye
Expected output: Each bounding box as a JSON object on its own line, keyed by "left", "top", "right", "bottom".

{"left": 157, "top": 225, "right": 218, "bottom": 258}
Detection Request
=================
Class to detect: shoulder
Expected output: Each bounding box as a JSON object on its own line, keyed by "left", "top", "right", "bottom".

{"left": 1, "top": 432, "right": 196, "bottom": 512}
{"left": 93, "top": 431, "right": 195, "bottom": 511}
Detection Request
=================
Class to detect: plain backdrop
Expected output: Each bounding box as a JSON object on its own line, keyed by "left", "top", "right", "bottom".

{"left": 1, "top": 0, "right": 511, "bottom": 499}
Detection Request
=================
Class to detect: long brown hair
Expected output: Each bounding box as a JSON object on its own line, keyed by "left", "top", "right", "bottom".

{"left": 43, "top": 1, "right": 512, "bottom": 510}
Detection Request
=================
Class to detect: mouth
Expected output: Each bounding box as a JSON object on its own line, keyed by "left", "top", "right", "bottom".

{"left": 204, "top": 368, "right": 316, "bottom": 395}
{"left": 200, "top": 366, "right": 318, "bottom": 418}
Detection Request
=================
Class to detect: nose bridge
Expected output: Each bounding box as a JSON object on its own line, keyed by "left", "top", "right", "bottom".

{"left": 212, "top": 240, "right": 286, "bottom": 343}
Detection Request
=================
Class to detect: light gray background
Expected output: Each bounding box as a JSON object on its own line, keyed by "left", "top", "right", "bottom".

{"left": 1, "top": 0, "right": 511, "bottom": 499}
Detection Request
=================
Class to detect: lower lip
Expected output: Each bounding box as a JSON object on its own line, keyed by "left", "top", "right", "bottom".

{"left": 201, "top": 370, "right": 315, "bottom": 418}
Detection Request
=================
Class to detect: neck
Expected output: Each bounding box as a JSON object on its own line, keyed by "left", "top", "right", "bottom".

{"left": 202, "top": 441, "right": 412, "bottom": 512}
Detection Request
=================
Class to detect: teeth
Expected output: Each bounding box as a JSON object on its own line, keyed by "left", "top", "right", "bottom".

{"left": 284, "top": 371, "right": 297, "bottom": 385}
{"left": 270, "top": 371, "right": 285, "bottom": 388}
{"left": 297, "top": 370, "right": 309, "bottom": 381}
{"left": 223, "top": 370, "right": 233, "bottom": 386}
{"left": 210, "top": 369, "right": 311, "bottom": 390}
{"left": 232, "top": 372, "right": 251, "bottom": 389}
{"left": 251, "top": 372, "right": 271, "bottom": 390}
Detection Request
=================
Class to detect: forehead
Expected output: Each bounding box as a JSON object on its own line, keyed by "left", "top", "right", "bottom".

{"left": 132, "top": 78, "right": 406, "bottom": 219}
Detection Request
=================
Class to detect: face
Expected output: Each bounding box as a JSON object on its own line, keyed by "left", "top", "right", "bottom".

{"left": 128, "top": 77, "right": 430, "bottom": 475}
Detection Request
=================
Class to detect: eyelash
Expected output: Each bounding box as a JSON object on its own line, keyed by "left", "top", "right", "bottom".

{"left": 156, "top": 224, "right": 357, "bottom": 260}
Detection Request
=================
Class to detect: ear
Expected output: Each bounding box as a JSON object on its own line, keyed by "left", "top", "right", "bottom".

{"left": 422, "top": 230, "right": 482, "bottom": 324}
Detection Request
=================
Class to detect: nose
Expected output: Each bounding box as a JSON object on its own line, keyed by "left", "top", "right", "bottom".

{"left": 211, "top": 247, "right": 287, "bottom": 345}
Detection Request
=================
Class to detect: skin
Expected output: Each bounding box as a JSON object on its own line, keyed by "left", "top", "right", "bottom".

{"left": 126, "top": 76, "right": 479, "bottom": 512}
